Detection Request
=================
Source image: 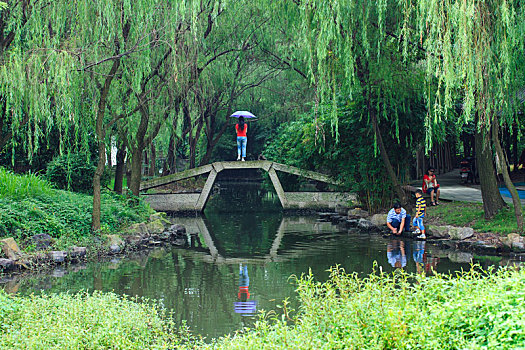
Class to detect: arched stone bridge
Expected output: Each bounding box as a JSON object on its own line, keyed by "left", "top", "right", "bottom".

{"left": 140, "top": 160, "right": 355, "bottom": 212}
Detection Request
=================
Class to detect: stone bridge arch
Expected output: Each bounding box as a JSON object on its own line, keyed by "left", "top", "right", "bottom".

{"left": 140, "top": 161, "right": 355, "bottom": 212}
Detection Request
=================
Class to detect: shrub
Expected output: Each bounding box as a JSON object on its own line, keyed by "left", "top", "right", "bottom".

{"left": 0, "top": 189, "right": 152, "bottom": 242}
{"left": 0, "top": 169, "right": 153, "bottom": 243}
{"left": 45, "top": 152, "right": 110, "bottom": 194}
{"left": 208, "top": 266, "right": 525, "bottom": 349}
{"left": 0, "top": 167, "right": 53, "bottom": 199}
{"left": 0, "top": 290, "right": 181, "bottom": 349}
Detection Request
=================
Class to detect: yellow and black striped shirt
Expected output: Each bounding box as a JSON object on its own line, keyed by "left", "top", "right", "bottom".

{"left": 415, "top": 196, "right": 426, "bottom": 217}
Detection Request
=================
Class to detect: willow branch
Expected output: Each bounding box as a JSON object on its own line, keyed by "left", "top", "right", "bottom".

{"left": 261, "top": 48, "right": 307, "bottom": 79}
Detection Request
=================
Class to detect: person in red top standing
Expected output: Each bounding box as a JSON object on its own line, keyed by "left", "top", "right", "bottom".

{"left": 235, "top": 116, "right": 248, "bottom": 161}
{"left": 422, "top": 167, "right": 440, "bottom": 205}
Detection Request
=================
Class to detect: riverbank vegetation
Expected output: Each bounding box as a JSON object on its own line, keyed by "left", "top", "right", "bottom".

{"left": 427, "top": 201, "right": 525, "bottom": 236}
{"left": 0, "top": 168, "right": 152, "bottom": 249}
{"left": 1, "top": 266, "right": 524, "bottom": 349}
{"left": 0, "top": 290, "right": 181, "bottom": 349}
{"left": 208, "top": 266, "right": 525, "bottom": 349}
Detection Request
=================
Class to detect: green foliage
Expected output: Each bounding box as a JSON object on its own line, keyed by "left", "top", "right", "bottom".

{"left": 0, "top": 290, "right": 180, "bottom": 349}
{"left": 45, "top": 152, "right": 110, "bottom": 194}
{"left": 0, "top": 168, "right": 152, "bottom": 243}
{"left": 0, "top": 167, "right": 53, "bottom": 198}
{"left": 207, "top": 266, "right": 525, "bottom": 349}
{"left": 264, "top": 99, "right": 424, "bottom": 211}
{"left": 3, "top": 265, "right": 525, "bottom": 349}
{"left": 428, "top": 201, "right": 524, "bottom": 235}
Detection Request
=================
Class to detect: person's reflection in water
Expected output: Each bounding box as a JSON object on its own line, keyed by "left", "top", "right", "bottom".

{"left": 412, "top": 240, "right": 440, "bottom": 274}
{"left": 413, "top": 240, "right": 426, "bottom": 274}
{"left": 238, "top": 263, "right": 250, "bottom": 301}
{"left": 234, "top": 263, "right": 257, "bottom": 315}
{"left": 387, "top": 240, "right": 406, "bottom": 269}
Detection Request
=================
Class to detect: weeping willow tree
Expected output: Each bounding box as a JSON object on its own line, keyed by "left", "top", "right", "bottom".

{"left": 408, "top": 0, "right": 525, "bottom": 231}
{"left": 276, "top": 0, "right": 524, "bottom": 229}
{"left": 1, "top": 0, "right": 201, "bottom": 231}
{"left": 70, "top": 1, "right": 205, "bottom": 230}
{"left": 274, "top": 0, "right": 427, "bottom": 206}
{"left": 0, "top": 0, "right": 88, "bottom": 161}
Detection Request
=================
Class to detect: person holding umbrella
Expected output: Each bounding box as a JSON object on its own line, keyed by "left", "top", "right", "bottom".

{"left": 231, "top": 111, "right": 256, "bottom": 161}
{"left": 235, "top": 116, "right": 247, "bottom": 161}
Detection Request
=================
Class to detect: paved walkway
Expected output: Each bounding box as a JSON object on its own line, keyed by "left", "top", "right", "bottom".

{"left": 410, "top": 168, "right": 525, "bottom": 205}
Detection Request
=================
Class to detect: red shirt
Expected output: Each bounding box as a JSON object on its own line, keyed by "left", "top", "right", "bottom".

{"left": 238, "top": 286, "right": 250, "bottom": 299}
{"left": 422, "top": 174, "right": 437, "bottom": 192}
{"left": 236, "top": 123, "right": 247, "bottom": 137}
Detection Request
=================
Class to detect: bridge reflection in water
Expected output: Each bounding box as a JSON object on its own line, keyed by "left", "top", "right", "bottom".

{"left": 174, "top": 215, "right": 337, "bottom": 265}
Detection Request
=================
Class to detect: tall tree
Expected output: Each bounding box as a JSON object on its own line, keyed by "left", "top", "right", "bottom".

{"left": 277, "top": 0, "right": 427, "bottom": 206}
{"left": 0, "top": 0, "right": 87, "bottom": 161}
{"left": 411, "top": 0, "right": 524, "bottom": 230}
{"left": 2, "top": 0, "right": 197, "bottom": 230}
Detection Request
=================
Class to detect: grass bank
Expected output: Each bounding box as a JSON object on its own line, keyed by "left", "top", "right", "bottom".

{"left": 0, "top": 168, "right": 153, "bottom": 250}
{"left": 1, "top": 267, "right": 524, "bottom": 349}
{"left": 426, "top": 201, "right": 524, "bottom": 235}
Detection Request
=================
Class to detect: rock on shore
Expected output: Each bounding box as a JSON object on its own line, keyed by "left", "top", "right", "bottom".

{"left": 317, "top": 209, "right": 525, "bottom": 256}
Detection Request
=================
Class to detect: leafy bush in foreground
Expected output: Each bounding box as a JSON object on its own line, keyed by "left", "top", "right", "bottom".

{"left": 0, "top": 291, "right": 179, "bottom": 349}
{"left": 1, "top": 267, "right": 524, "bottom": 349}
{"left": 209, "top": 267, "right": 525, "bottom": 349}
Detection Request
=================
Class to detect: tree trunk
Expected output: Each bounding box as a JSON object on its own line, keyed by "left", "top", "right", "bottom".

{"left": 128, "top": 105, "right": 149, "bottom": 196}
{"left": 107, "top": 147, "right": 112, "bottom": 168}
{"left": 92, "top": 58, "right": 121, "bottom": 231}
{"left": 114, "top": 144, "right": 126, "bottom": 194}
{"left": 189, "top": 140, "right": 196, "bottom": 169}
{"left": 492, "top": 118, "right": 523, "bottom": 232}
{"left": 129, "top": 147, "right": 143, "bottom": 196}
{"left": 512, "top": 123, "right": 518, "bottom": 169}
{"left": 148, "top": 143, "right": 156, "bottom": 176}
{"left": 200, "top": 140, "right": 215, "bottom": 166}
{"left": 92, "top": 141, "right": 106, "bottom": 231}
{"left": 126, "top": 158, "right": 132, "bottom": 189}
{"left": 143, "top": 149, "right": 149, "bottom": 175}
{"left": 166, "top": 134, "right": 177, "bottom": 174}
{"left": 475, "top": 128, "right": 506, "bottom": 219}
{"left": 188, "top": 120, "right": 204, "bottom": 169}
{"left": 370, "top": 110, "right": 407, "bottom": 206}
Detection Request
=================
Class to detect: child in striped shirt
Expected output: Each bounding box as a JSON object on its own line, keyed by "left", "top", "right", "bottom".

{"left": 413, "top": 189, "right": 426, "bottom": 239}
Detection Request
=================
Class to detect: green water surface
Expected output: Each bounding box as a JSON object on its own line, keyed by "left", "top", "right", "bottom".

{"left": 1, "top": 183, "right": 511, "bottom": 339}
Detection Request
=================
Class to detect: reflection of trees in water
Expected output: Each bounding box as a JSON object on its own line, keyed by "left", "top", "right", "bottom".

{"left": 206, "top": 182, "right": 281, "bottom": 213}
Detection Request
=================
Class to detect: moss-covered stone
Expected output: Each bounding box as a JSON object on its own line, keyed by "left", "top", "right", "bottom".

{"left": 146, "top": 220, "right": 165, "bottom": 235}
{"left": 0, "top": 237, "right": 22, "bottom": 261}
{"left": 104, "top": 235, "right": 125, "bottom": 253}
{"left": 124, "top": 222, "right": 149, "bottom": 235}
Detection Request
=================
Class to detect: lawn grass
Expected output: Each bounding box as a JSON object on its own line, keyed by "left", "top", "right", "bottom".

{"left": 426, "top": 201, "right": 524, "bottom": 235}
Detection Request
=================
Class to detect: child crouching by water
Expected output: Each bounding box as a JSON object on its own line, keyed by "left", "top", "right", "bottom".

{"left": 413, "top": 189, "right": 426, "bottom": 239}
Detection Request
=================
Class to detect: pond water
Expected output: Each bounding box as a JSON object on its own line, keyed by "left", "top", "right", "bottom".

{"left": 0, "top": 182, "right": 512, "bottom": 340}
